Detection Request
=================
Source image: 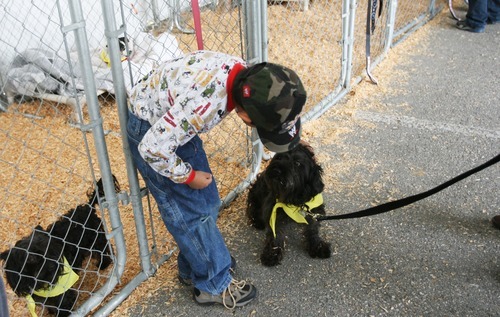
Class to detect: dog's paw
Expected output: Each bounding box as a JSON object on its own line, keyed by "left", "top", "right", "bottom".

{"left": 247, "top": 211, "right": 266, "bottom": 230}
{"left": 252, "top": 220, "right": 266, "bottom": 230}
{"left": 260, "top": 245, "right": 283, "bottom": 267}
{"left": 308, "top": 240, "right": 331, "bottom": 259}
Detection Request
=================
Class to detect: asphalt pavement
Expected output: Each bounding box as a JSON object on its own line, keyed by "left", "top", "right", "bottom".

{"left": 126, "top": 10, "right": 500, "bottom": 317}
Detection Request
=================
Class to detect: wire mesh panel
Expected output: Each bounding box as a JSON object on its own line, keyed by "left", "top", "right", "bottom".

{"left": 392, "top": 0, "right": 436, "bottom": 44}
{"left": 0, "top": 108, "right": 117, "bottom": 316}
{"left": 150, "top": 0, "right": 245, "bottom": 55}
{"left": 0, "top": 1, "right": 139, "bottom": 316}
{"left": 345, "top": 0, "right": 390, "bottom": 82}
{"left": 264, "top": 0, "right": 346, "bottom": 115}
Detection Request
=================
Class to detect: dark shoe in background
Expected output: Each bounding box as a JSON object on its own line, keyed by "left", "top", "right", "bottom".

{"left": 456, "top": 20, "right": 486, "bottom": 33}
{"left": 492, "top": 215, "right": 500, "bottom": 230}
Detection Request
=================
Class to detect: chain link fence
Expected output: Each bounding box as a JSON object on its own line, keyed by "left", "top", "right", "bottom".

{"left": 0, "top": 0, "right": 444, "bottom": 315}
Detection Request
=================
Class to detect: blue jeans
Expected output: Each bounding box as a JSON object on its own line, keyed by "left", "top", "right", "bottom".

{"left": 127, "top": 113, "right": 232, "bottom": 294}
{"left": 467, "top": 0, "right": 500, "bottom": 27}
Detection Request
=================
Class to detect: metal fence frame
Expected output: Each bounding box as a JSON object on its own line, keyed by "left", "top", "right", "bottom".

{"left": 55, "top": 1, "right": 127, "bottom": 315}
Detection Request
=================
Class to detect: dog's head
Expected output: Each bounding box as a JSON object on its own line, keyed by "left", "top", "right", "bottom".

{"left": 86, "top": 174, "right": 120, "bottom": 207}
{"left": 264, "top": 142, "right": 324, "bottom": 205}
{"left": 0, "top": 226, "right": 64, "bottom": 296}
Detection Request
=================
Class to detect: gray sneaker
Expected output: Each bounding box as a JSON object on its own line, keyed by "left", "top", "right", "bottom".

{"left": 178, "top": 256, "right": 237, "bottom": 286}
{"left": 193, "top": 278, "right": 257, "bottom": 309}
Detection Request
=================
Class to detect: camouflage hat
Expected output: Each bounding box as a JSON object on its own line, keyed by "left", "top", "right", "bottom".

{"left": 232, "top": 62, "right": 306, "bottom": 153}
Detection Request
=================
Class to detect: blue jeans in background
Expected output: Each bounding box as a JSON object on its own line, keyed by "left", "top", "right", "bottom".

{"left": 0, "top": 276, "right": 9, "bottom": 317}
{"left": 466, "top": 0, "right": 500, "bottom": 28}
{"left": 127, "top": 113, "right": 232, "bottom": 295}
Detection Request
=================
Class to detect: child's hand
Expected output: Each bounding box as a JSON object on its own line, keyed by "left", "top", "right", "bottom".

{"left": 187, "top": 170, "right": 213, "bottom": 189}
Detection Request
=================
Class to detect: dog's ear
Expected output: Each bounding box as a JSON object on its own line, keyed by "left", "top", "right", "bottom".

{"left": 87, "top": 174, "right": 121, "bottom": 206}
{"left": 0, "top": 250, "right": 8, "bottom": 261}
{"left": 299, "top": 139, "right": 312, "bottom": 148}
{"left": 310, "top": 164, "right": 325, "bottom": 194}
{"left": 298, "top": 142, "right": 318, "bottom": 162}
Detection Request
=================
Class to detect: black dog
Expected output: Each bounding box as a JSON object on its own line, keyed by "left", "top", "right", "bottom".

{"left": 0, "top": 176, "right": 119, "bottom": 316}
{"left": 247, "top": 143, "right": 331, "bottom": 266}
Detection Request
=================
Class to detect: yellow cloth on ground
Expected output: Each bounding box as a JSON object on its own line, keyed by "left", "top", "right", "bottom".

{"left": 269, "top": 193, "right": 324, "bottom": 237}
{"left": 26, "top": 257, "right": 79, "bottom": 317}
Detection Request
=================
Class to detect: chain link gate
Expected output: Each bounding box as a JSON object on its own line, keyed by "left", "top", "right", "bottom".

{"left": 0, "top": 0, "right": 442, "bottom": 315}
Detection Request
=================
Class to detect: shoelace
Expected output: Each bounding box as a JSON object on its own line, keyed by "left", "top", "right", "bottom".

{"left": 222, "top": 278, "right": 246, "bottom": 309}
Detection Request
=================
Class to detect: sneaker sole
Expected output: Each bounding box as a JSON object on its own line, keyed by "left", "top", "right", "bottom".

{"left": 456, "top": 25, "right": 485, "bottom": 33}
{"left": 193, "top": 297, "right": 256, "bottom": 307}
{"left": 193, "top": 287, "right": 257, "bottom": 307}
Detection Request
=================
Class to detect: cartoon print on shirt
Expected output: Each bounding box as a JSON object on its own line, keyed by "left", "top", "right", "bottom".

{"left": 217, "top": 109, "right": 225, "bottom": 120}
{"left": 163, "top": 111, "right": 177, "bottom": 128}
{"left": 140, "top": 106, "right": 149, "bottom": 118}
{"left": 195, "top": 70, "right": 213, "bottom": 88}
{"left": 194, "top": 102, "right": 212, "bottom": 116}
{"left": 179, "top": 97, "right": 193, "bottom": 109}
{"left": 202, "top": 82, "right": 216, "bottom": 98}
{"left": 221, "top": 63, "right": 230, "bottom": 74}
{"left": 128, "top": 51, "right": 246, "bottom": 183}
{"left": 155, "top": 123, "right": 166, "bottom": 134}
{"left": 143, "top": 149, "right": 166, "bottom": 163}
{"left": 138, "top": 70, "right": 154, "bottom": 86}
{"left": 180, "top": 118, "right": 191, "bottom": 133}
{"left": 161, "top": 77, "right": 168, "bottom": 90}
{"left": 167, "top": 90, "right": 175, "bottom": 106}
{"left": 188, "top": 56, "right": 201, "bottom": 65}
{"left": 149, "top": 72, "right": 161, "bottom": 90}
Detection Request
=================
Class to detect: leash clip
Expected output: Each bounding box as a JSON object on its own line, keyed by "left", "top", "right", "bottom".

{"left": 302, "top": 206, "right": 321, "bottom": 221}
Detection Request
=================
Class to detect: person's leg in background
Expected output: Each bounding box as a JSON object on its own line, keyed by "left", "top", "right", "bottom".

{"left": 486, "top": 0, "right": 500, "bottom": 23}
{"left": 456, "top": 0, "right": 487, "bottom": 32}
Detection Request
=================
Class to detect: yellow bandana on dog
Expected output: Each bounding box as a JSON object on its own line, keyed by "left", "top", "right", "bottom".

{"left": 25, "top": 257, "right": 79, "bottom": 317}
{"left": 269, "top": 193, "right": 324, "bottom": 238}
{"left": 99, "top": 50, "right": 127, "bottom": 66}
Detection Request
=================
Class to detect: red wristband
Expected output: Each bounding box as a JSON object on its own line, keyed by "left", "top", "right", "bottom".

{"left": 183, "top": 170, "right": 196, "bottom": 184}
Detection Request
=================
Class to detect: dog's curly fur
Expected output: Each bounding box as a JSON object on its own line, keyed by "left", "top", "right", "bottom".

{"left": 0, "top": 176, "right": 119, "bottom": 316}
{"left": 247, "top": 143, "right": 331, "bottom": 266}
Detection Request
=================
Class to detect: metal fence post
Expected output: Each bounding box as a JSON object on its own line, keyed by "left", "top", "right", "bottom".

{"left": 385, "top": 0, "right": 398, "bottom": 52}
{"left": 59, "top": 0, "right": 126, "bottom": 315}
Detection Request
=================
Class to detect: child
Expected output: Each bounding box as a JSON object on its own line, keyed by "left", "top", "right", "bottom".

{"left": 126, "top": 50, "right": 306, "bottom": 308}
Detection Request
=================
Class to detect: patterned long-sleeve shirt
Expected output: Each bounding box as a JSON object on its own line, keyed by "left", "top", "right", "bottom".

{"left": 128, "top": 50, "right": 246, "bottom": 183}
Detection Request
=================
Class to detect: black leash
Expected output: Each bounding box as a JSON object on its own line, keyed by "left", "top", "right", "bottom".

{"left": 316, "top": 153, "right": 500, "bottom": 222}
